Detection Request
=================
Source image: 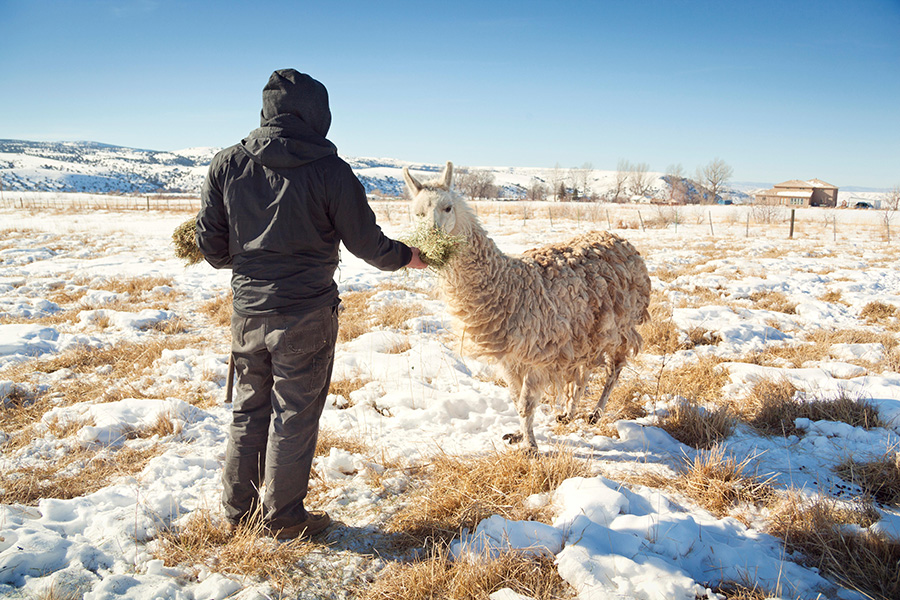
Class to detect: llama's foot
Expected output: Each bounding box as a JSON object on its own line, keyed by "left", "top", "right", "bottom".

{"left": 502, "top": 432, "right": 523, "bottom": 444}
{"left": 587, "top": 411, "right": 602, "bottom": 425}
{"left": 556, "top": 413, "right": 573, "bottom": 424}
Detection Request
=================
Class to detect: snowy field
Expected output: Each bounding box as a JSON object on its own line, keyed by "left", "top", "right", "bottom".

{"left": 1, "top": 198, "right": 899, "bottom": 600}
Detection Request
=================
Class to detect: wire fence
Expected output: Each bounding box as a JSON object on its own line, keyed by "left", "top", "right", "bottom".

{"left": 0, "top": 194, "right": 201, "bottom": 211}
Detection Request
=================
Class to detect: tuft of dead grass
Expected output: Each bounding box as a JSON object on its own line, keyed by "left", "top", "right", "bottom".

{"left": 373, "top": 302, "right": 424, "bottom": 330}
{"left": 360, "top": 546, "right": 570, "bottom": 600}
{"left": 155, "top": 508, "right": 315, "bottom": 590}
{"left": 315, "top": 428, "right": 371, "bottom": 457}
{"left": 668, "top": 445, "right": 774, "bottom": 517}
{"left": 199, "top": 292, "right": 233, "bottom": 327}
{"left": 328, "top": 377, "right": 372, "bottom": 407}
{"left": 1, "top": 337, "right": 197, "bottom": 432}
{"left": 338, "top": 290, "right": 375, "bottom": 342}
{"left": 740, "top": 379, "right": 883, "bottom": 436}
{"left": 749, "top": 291, "right": 797, "bottom": 314}
{"left": 767, "top": 492, "right": 899, "bottom": 600}
{"left": 860, "top": 301, "right": 898, "bottom": 324}
{"left": 639, "top": 295, "right": 688, "bottom": 354}
{"left": 659, "top": 399, "right": 736, "bottom": 450}
{"left": 0, "top": 444, "right": 161, "bottom": 505}
{"left": 834, "top": 452, "right": 900, "bottom": 506}
{"left": 654, "top": 356, "right": 730, "bottom": 406}
{"left": 388, "top": 446, "right": 590, "bottom": 544}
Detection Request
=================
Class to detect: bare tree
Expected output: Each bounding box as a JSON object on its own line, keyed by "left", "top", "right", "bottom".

{"left": 608, "top": 159, "right": 631, "bottom": 203}
{"left": 627, "top": 162, "right": 654, "bottom": 199}
{"left": 579, "top": 162, "right": 593, "bottom": 200}
{"left": 526, "top": 178, "right": 548, "bottom": 202}
{"left": 549, "top": 163, "right": 564, "bottom": 202}
{"left": 455, "top": 167, "right": 498, "bottom": 200}
{"left": 881, "top": 185, "right": 900, "bottom": 242}
{"left": 567, "top": 167, "right": 581, "bottom": 201}
{"left": 696, "top": 158, "right": 734, "bottom": 205}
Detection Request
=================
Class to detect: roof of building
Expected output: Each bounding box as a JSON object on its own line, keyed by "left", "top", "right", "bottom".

{"left": 773, "top": 178, "right": 837, "bottom": 190}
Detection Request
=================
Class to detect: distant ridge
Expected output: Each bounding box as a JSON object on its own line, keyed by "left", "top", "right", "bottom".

{"left": 0, "top": 139, "right": 792, "bottom": 201}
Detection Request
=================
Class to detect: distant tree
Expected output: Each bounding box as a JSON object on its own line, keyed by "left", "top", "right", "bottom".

{"left": 456, "top": 167, "right": 498, "bottom": 200}
{"left": 881, "top": 185, "right": 900, "bottom": 242}
{"left": 526, "top": 178, "right": 548, "bottom": 202}
{"left": 627, "top": 162, "right": 654, "bottom": 199}
{"left": 696, "top": 158, "right": 734, "bottom": 204}
{"left": 609, "top": 159, "right": 631, "bottom": 203}
{"left": 549, "top": 163, "right": 564, "bottom": 202}
{"left": 578, "top": 162, "right": 594, "bottom": 201}
{"left": 557, "top": 181, "right": 569, "bottom": 202}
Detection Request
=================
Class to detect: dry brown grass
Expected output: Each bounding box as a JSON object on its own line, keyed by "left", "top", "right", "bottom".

{"left": 199, "top": 292, "right": 233, "bottom": 327}
{"left": 834, "top": 452, "right": 900, "bottom": 506}
{"left": 711, "top": 582, "right": 777, "bottom": 600}
{"left": 740, "top": 379, "right": 883, "bottom": 436}
{"left": 654, "top": 356, "right": 730, "bottom": 406}
{"left": 155, "top": 508, "right": 315, "bottom": 591}
{"left": 639, "top": 295, "right": 690, "bottom": 355}
{"left": 0, "top": 444, "right": 161, "bottom": 505}
{"left": 373, "top": 302, "right": 424, "bottom": 330}
{"left": 749, "top": 290, "right": 797, "bottom": 314}
{"left": 860, "top": 301, "right": 898, "bottom": 323}
{"left": 818, "top": 289, "right": 847, "bottom": 305}
{"left": 90, "top": 276, "right": 176, "bottom": 295}
{"left": 360, "top": 546, "right": 571, "bottom": 600}
{"left": 338, "top": 290, "right": 376, "bottom": 342}
{"left": 1, "top": 337, "right": 197, "bottom": 432}
{"left": 667, "top": 445, "right": 774, "bottom": 517}
{"left": 767, "top": 492, "right": 898, "bottom": 600}
{"left": 388, "top": 446, "right": 590, "bottom": 544}
{"left": 315, "top": 428, "right": 371, "bottom": 457}
{"left": 328, "top": 376, "right": 372, "bottom": 407}
{"left": 659, "top": 399, "right": 736, "bottom": 449}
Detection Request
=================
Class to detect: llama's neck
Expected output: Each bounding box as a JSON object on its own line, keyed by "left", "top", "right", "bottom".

{"left": 440, "top": 219, "right": 511, "bottom": 316}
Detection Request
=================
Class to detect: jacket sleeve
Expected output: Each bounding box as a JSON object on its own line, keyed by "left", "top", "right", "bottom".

{"left": 196, "top": 155, "right": 233, "bottom": 269}
{"left": 327, "top": 162, "right": 412, "bottom": 271}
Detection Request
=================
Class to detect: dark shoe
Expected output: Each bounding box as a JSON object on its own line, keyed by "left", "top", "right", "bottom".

{"left": 268, "top": 511, "right": 332, "bottom": 540}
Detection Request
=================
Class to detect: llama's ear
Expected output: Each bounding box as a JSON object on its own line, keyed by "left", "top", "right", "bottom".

{"left": 403, "top": 166, "right": 423, "bottom": 196}
{"left": 440, "top": 161, "right": 453, "bottom": 189}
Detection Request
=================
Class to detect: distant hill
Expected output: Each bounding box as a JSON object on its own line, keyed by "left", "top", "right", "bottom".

{"left": 1, "top": 139, "right": 761, "bottom": 202}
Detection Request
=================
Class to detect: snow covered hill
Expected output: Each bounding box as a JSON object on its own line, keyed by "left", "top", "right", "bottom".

{"left": 1, "top": 140, "right": 692, "bottom": 200}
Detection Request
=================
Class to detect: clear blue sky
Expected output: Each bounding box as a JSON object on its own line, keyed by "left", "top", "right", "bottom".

{"left": 1, "top": 0, "right": 898, "bottom": 188}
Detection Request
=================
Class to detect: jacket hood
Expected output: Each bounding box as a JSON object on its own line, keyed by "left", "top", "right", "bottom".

{"left": 261, "top": 69, "right": 331, "bottom": 137}
{"left": 241, "top": 113, "right": 337, "bottom": 169}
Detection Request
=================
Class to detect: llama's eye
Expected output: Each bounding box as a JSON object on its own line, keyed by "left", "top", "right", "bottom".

{"left": 444, "top": 206, "right": 452, "bottom": 213}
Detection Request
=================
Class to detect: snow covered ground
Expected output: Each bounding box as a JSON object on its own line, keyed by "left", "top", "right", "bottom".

{"left": 1, "top": 199, "right": 899, "bottom": 600}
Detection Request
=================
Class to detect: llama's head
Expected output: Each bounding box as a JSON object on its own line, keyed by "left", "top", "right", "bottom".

{"left": 404, "top": 161, "right": 476, "bottom": 237}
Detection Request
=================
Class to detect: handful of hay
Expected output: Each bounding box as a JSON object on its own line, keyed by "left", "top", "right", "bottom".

{"left": 172, "top": 216, "right": 205, "bottom": 266}
{"left": 401, "top": 222, "right": 466, "bottom": 269}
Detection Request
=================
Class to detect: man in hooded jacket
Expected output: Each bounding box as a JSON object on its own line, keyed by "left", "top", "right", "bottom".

{"left": 196, "top": 69, "right": 426, "bottom": 539}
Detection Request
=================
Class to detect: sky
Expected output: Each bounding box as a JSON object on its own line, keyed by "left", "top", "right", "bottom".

{"left": 0, "top": 0, "right": 898, "bottom": 188}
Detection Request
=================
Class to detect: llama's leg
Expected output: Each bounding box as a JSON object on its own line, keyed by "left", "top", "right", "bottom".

{"left": 515, "top": 371, "right": 541, "bottom": 449}
{"left": 558, "top": 366, "right": 588, "bottom": 423}
{"left": 501, "top": 367, "right": 525, "bottom": 445}
{"left": 587, "top": 352, "right": 626, "bottom": 424}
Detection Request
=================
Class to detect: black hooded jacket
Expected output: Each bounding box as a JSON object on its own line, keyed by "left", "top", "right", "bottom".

{"left": 196, "top": 70, "right": 412, "bottom": 317}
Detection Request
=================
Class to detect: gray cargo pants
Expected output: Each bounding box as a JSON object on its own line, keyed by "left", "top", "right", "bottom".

{"left": 222, "top": 304, "right": 338, "bottom": 530}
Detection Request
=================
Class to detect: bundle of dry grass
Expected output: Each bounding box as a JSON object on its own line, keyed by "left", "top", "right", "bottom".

{"left": 401, "top": 220, "right": 466, "bottom": 269}
{"left": 387, "top": 446, "right": 589, "bottom": 544}
{"left": 767, "top": 492, "right": 899, "bottom": 600}
{"left": 361, "top": 545, "right": 570, "bottom": 600}
{"left": 172, "top": 217, "right": 204, "bottom": 266}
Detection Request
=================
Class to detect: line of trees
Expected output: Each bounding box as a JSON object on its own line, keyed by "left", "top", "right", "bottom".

{"left": 447, "top": 158, "right": 735, "bottom": 205}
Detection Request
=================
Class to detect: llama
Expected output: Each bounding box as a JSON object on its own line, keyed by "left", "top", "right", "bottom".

{"left": 403, "top": 162, "right": 651, "bottom": 449}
